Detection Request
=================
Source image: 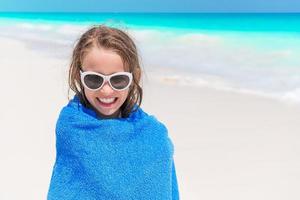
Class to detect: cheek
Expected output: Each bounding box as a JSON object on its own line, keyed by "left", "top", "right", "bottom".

{"left": 83, "top": 90, "right": 95, "bottom": 101}
{"left": 119, "top": 90, "right": 129, "bottom": 101}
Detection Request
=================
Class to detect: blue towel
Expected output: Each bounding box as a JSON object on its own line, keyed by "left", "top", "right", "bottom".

{"left": 48, "top": 95, "right": 179, "bottom": 200}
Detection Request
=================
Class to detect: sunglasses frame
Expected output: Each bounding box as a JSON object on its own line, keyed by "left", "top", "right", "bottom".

{"left": 80, "top": 70, "right": 133, "bottom": 91}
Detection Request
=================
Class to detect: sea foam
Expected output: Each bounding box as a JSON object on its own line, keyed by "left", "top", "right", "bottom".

{"left": 1, "top": 21, "right": 299, "bottom": 104}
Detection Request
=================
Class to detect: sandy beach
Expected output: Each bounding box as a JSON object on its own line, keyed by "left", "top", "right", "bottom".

{"left": 1, "top": 35, "right": 300, "bottom": 200}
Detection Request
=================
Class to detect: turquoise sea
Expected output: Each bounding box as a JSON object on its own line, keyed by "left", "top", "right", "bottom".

{"left": 0, "top": 12, "right": 300, "bottom": 103}
{"left": 0, "top": 12, "right": 300, "bottom": 32}
{"left": 0, "top": 13, "right": 300, "bottom": 33}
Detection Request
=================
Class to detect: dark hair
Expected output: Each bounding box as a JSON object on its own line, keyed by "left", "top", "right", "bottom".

{"left": 68, "top": 25, "right": 143, "bottom": 118}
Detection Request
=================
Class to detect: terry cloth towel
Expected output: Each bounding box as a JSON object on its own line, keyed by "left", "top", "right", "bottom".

{"left": 47, "top": 95, "right": 179, "bottom": 200}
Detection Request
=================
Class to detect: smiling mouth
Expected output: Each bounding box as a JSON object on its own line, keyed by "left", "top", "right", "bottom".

{"left": 96, "top": 97, "right": 118, "bottom": 107}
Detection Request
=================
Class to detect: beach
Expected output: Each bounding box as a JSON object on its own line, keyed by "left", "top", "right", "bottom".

{"left": 1, "top": 21, "right": 300, "bottom": 199}
{"left": 144, "top": 78, "right": 300, "bottom": 200}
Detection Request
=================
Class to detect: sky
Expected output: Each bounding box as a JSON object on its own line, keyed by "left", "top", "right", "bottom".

{"left": 0, "top": 0, "right": 300, "bottom": 12}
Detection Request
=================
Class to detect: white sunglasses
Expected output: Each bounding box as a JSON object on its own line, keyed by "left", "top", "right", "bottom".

{"left": 80, "top": 70, "right": 133, "bottom": 91}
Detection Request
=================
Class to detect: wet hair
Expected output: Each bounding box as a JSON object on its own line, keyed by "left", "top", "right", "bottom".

{"left": 68, "top": 25, "right": 143, "bottom": 118}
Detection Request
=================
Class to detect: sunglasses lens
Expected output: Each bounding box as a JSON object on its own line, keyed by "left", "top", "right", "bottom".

{"left": 110, "top": 75, "right": 130, "bottom": 90}
{"left": 84, "top": 74, "right": 103, "bottom": 90}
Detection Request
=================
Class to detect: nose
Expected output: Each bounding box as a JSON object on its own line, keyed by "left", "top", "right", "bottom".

{"left": 100, "top": 81, "right": 114, "bottom": 95}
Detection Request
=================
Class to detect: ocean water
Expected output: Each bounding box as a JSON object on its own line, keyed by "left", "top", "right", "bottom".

{"left": 0, "top": 13, "right": 300, "bottom": 103}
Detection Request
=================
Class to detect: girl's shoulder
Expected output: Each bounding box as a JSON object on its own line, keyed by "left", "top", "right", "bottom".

{"left": 136, "top": 108, "right": 169, "bottom": 133}
{"left": 56, "top": 95, "right": 167, "bottom": 132}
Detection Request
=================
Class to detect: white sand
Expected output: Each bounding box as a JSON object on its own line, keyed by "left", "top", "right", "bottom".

{"left": 0, "top": 36, "right": 300, "bottom": 200}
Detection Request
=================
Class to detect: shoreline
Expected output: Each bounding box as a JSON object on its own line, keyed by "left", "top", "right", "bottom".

{"left": 1, "top": 23, "right": 300, "bottom": 105}
{"left": 143, "top": 68, "right": 300, "bottom": 107}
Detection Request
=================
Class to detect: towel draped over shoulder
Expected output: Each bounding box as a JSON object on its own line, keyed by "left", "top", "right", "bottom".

{"left": 47, "top": 95, "right": 179, "bottom": 200}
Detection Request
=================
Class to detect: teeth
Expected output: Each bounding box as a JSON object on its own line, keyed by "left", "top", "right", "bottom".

{"left": 98, "top": 97, "right": 116, "bottom": 104}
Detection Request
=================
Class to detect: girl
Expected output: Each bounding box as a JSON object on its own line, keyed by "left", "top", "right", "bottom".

{"left": 47, "top": 25, "right": 179, "bottom": 200}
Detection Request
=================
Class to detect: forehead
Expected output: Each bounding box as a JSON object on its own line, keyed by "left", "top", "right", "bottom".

{"left": 82, "top": 47, "right": 126, "bottom": 75}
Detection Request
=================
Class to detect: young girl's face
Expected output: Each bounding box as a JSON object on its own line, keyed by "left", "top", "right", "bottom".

{"left": 81, "top": 47, "right": 130, "bottom": 119}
